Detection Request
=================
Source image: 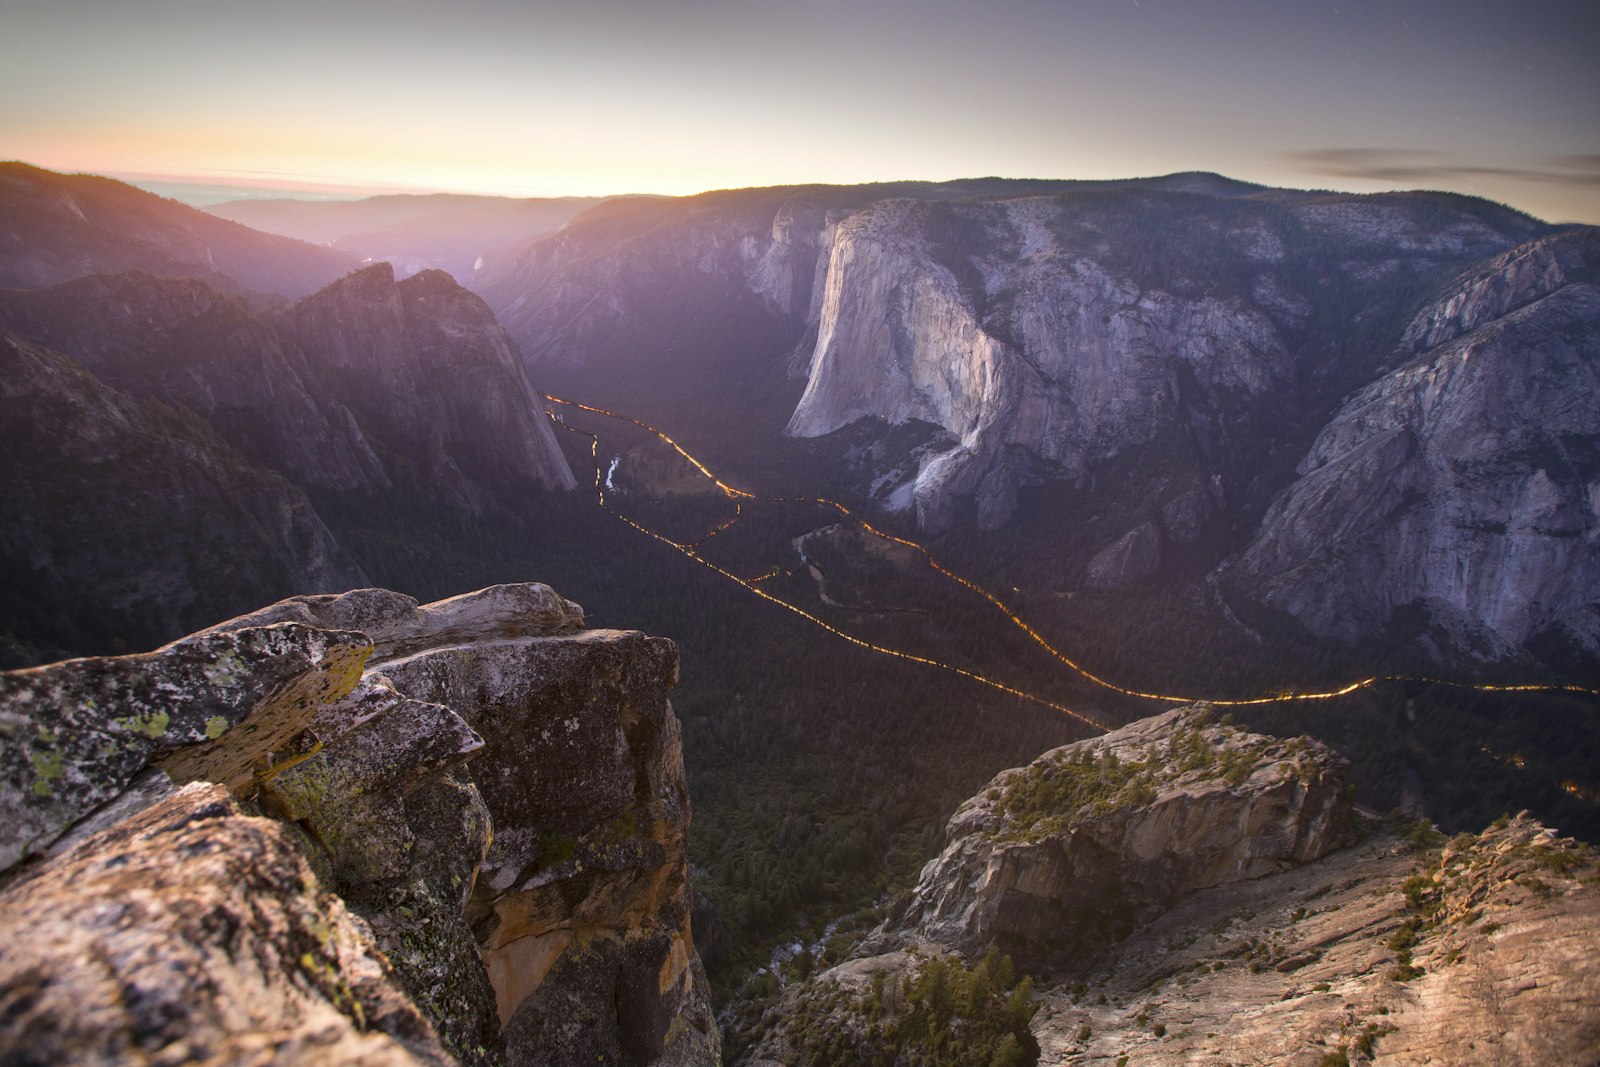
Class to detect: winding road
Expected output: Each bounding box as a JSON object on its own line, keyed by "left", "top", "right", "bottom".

{"left": 544, "top": 393, "right": 1599, "bottom": 736}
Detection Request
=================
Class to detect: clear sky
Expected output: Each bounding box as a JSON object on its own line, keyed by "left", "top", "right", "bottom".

{"left": 3, "top": 0, "right": 1597, "bottom": 222}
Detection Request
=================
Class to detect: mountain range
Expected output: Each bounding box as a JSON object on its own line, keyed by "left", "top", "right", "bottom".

{"left": 203, "top": 192, "right": 609, "bottom": 285}
{"left": 0, "top": 162, "right": 355, "bottom": 297}
{"left": 0, "top": 164, "right": 575, "bottom": 661}
{"left": 1, "top": 161, "right": 1597, "bottom": 1065}
{"left": 468, "top": 172, "right": 1598, "bottom": 672}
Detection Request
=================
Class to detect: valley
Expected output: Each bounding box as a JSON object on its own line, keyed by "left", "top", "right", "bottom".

{"left": 527, "top": 381, "right": 1600, "bottom": 1047}
{"left": 2, "top": 163, "right": 1597, "bottom": 1065}
{"left": 547, "top": 390, "right": 1597, "bottom": 717}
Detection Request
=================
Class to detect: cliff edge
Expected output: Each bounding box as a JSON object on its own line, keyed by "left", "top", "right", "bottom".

{"left": 0, "top": 583, "right": 718, "bottom": 1067}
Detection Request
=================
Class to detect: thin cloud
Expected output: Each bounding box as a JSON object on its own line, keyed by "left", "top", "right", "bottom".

{"left": 1286, "top": 148, "right": 1600, "bottom": 187}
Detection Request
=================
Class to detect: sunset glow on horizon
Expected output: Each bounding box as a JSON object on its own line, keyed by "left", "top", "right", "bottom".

{"left": 4, "top": 0, "right": 1597, "bottom": 220}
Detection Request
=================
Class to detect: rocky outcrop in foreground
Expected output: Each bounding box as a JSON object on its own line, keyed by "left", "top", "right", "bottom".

{"left": 0, "top": 782, "right": 455, "bottom": 1066}
{"left": 744, "top": 706, "right": 1600, "bottom": 1065}
{"left": 1024, "top": 811, "right": 1600, "bottom": 1066}
{"left": 0, "top": 583, "right": 718, "bottom": 1067}
{"left": 887, "top": 706, "right": 1356, "bottom": 969}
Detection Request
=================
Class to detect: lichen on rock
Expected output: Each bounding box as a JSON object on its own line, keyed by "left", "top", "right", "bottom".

{"left": 0, "top": 782, "right": 455, "bottom": 1066}
{"left": 0, "top": 620, "right": 370, "bottom": 870}
{"left": 0, "top": 581, "right": 719, "bottom": 1067}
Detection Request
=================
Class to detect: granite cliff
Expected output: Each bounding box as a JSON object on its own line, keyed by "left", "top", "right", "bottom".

{"left": 278, "top": 263, "right": 575, "bottom": 508}
{"left": 473, "top": 180, "right": 1088, "bottom": 436}
{"left": 480, "top": 178, "right": 1541, "bottom": 530}
{"left": 477, "top": 177, "right": 1598, "bottom": 670}
{"left": 0, "top": 256, "right": 575, "bottom": 664}
{"left": 0, "top": 262, "right": 575, "bottom": 504}
{"left": 0, "top": 583, "right": 717, "bottom": 1067}
{"left": 0, "top": 328, "right": 367, "bottom": 665}
{"left": 883, "top": 707, "right": 1356, "bottom": 969}
{"left": 783, "top": 189, "right": 1547, "bottom": 533}
{"left": 1226, "top": 229, "right": 1600, "bottom": 662}
{"left": 742, "top": 707, "right": 1600, "bottom": 1065}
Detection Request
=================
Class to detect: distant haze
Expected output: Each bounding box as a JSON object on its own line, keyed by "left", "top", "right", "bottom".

{"left": 3, "top": 0, "right": 1597, "bottom": 222}
{"left": 123, "top": 179, "right": 373, "bottom": 207}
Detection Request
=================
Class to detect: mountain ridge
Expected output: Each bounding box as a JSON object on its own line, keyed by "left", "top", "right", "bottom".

{"left": 205, "top": 192, "right": 610, "bottom": 284}
{"left": 473, "top": 172, "right": 1590, "bottom": 671}
{"left": 0, "top": 161, "right": 357, "bottom": 297}
{"left": 0, "top": 213, "right": 577, "bottom": 662}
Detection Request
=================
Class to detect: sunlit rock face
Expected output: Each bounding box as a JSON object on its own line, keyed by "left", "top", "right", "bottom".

{"left": 781, "top": 187, "right": 1557, "bottom": 533}
{"left": 788, "top": 196, "right": 1299, "bottom": 530}
{"left": 0, "top": 583, "right": 719, "bottom": 1067}
{"left": 485, "top": 175, "right": 1545, "bottom": 538}
{"left": 1226, "top": 231, "right": 1600, "bottom": 660}
{"left": 475, "top": 179, "right": 1115, "bottom": 438}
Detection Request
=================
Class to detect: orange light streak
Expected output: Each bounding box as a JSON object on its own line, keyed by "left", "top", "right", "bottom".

{"left": 545, "top": 394, "right": 754, "bottom": 500}
{"left": 545, "top": 395, "right": 1600, "bottom": 726}
{"left": 684, "top": 503, "right": 743, "bottom": 548}
{"left": 549, "top": 409, "right": 1112, "bottom": 731}
{"left": 746, "top": 565, "right": 797, "bottom": 584}
{"left": 1564, "top": 780, "right": 1599, "bottom": 804}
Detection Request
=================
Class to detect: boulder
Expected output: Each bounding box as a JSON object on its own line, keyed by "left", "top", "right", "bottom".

{"left": 0, "top": 582, "right": 719, "bottom": 1067}
{"left": 0, "top": 620, "right": 369, "bottom": 871}
{"left": 0, "top": 782, "right": 454, "bottom": 1066}
{"left": 891, "top": 706, "right": 1355, "bottom": 968}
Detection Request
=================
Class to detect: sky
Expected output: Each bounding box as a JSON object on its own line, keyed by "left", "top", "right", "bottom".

{"left": 2, "top": 0, "right": 1597, "bottom": 222}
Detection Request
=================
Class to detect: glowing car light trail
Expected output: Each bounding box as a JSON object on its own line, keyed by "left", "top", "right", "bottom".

{"left": 546, "top": 395, "right": 1600, "bottom": 730}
